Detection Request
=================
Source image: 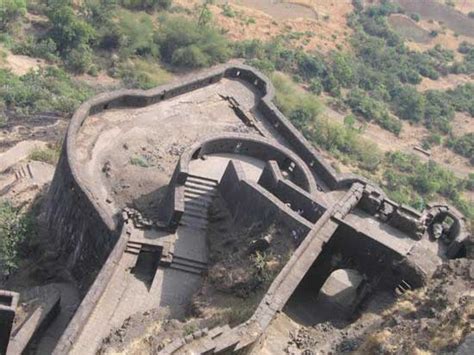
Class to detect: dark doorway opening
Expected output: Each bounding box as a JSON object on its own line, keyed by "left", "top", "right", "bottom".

{"left": 0, "top": 294, "right": 13, "bottom": 307}
{"left": 131, "top": 248, "right": 162, "bottom": 289}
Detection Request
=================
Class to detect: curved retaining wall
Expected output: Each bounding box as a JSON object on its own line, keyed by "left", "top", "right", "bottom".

{"left": 46, "top": 63, "right": 369, "bottom": 281}
{"left": 45, "top": 63, "right": 471, "bottom": 354}
{"left": 159, "top": 133, "right": 321, "bottom": 229}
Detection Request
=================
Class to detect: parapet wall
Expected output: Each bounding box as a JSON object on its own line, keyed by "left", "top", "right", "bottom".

{"left": 45, "top": 63, "right": 471, "bottom": 355}
{"left": 159, "top": 132, "right": 321, "bottom": 229}
{"left": 45, "top": 149, "right": 118, "bottom": 286}
{"left": 46, "top": 63, "right": 362, "bottom": 278}
{"left": 258, "top": 160, "right": 326, "bottom": 223}
{"left": 218, "top": 160, "right": 314, "bottom": 235}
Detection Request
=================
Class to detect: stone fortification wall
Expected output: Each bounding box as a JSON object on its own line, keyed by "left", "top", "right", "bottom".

{"left": 46, "top": 67, "right": 229, "bottom": 280}
{"left": 46, "top": 63, "right": 363, "bottom": 278}
{"left": 258, "top": 160, "right": 326, "bottom": 223}
{"left": 44, "top": 63, "right": 470, "bottom": 355}
{"left": 52, "top": 226, "right": 129, "bottom": 355}
{"left": 159, "top": 132, "right": 320, "bottom": 228}
{"left": 218, "top": 160, "right": 314, "bottom": 236}
{"left": 45, "top": 148, "right": 118, "bottom": 286}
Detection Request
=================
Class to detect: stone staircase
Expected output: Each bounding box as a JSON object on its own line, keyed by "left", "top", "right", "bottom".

{"left": 14, "top": 164, "right": 33, "bottom": 180}
{"left": 180, "top": 174, "right": 219, "bottom": 231}
{"left": 125, "top": 241, "right": 158, "bottom": 255}
{"left": 169, "top": 255, "right": 208, "bottom": 275}
{"left": 395, "top": 280, "right": 412, "bottom": 295}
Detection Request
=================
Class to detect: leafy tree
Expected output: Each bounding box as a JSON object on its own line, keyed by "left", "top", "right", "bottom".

{"left": 296, "top": 53, "right": 326, "bottom": 80}
{"left": 121, "top": 0, "right": 172, "bottom": 11}
{"left": 155, "top": 16, "right": 230, "bottom": 68}
{"left": 447, "top": 133, "right": 474, "bottom": 162}
{"left": 347, "top": 89, "right": 401, "bottom": 134}
{"left": 423, "top": 90, "right": 454, "bottom": 132}
{"left": 390, "top": 85, "right": 425, "bottom": 122}
{"left": 0, "top": 67, "right": 93, "bottom": 115}
{"left": 331, "top": 52, "right": 356, "bottom": 88}
{"left": 46, "top": 0, "right": 95, "bottom": 54}
{"left": 114, "top": 10, "right": 158, "bottom": 58}
{"left": 0, "top": 201, "right": 32, "bottom": 276}
{"left": 0, "top": 0, "right": 26, "bottom": 30}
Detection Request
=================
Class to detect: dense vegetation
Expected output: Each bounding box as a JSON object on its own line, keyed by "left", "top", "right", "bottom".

{"left": 447, "top": 133, "right": 474, "bottom": 163}
{"left": 0, "top": 67, "right": 93, "bottom": 116}
{"left": 272, "top": 74, "right": 473, "bottom": 220}
{"left": 0, "top": 201, "right": 32, "bottom": 277}
{"left": 0, "top": 0, "right": 472, "bottom": 230}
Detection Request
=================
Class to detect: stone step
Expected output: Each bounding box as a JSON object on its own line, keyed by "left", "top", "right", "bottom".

{"left": 184, "top": 191, "right": 215, "bottom": 202}
{"left": 187, "top": 174, "right": 218, "bottom": 185}
{"left": 172, "top": 255, "right": 207, "bottom": 271}
{"left": 184, "top": 180, "right": 217, "bottom": 192}
{"left": 180, "top": 217, "right": 208, "bottom": 230}
{"left": 15, "top": 165, "right": 29, "bottom": 180}
{"left": 184, "top": 190, "right": 216, "bottom": 200}
{"left": 184, "top": 204, "right": 208, "bottom": 215}
{"left": 169, "top": 262, "right": 203, "bottom": 275}
{"left": 181, "top": 215, "right": 209, "bottom": 227}
{"left": 125, "top": 242, "right": 160, "bottom": 255}
{"left": 125, "top": 246, "right": 140, "bottom": 255}
{"left": 184, "top": 209, "right": 208, "bottom": 220}
{"left": 208, "top": 325, "right": 231, "bottom": 339}
{"left": 395, "top": 280, "right": 412, "bottom": 295}
{"left": 184, "top": 198, "right": 212, "bottom": 208}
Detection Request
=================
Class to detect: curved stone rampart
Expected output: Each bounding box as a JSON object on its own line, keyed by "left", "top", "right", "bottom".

{"left": 44, "top": 63, "right": 470, "bottom": 355}
{"left": 46, "top": 63, "right": 368, "bottom": 278}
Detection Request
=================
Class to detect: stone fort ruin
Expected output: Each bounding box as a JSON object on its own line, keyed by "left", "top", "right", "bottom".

{"left": 1, "top": 65, "right": 470, "bottom": 354}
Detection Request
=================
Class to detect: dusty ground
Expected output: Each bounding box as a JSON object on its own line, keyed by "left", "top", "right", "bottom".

{"left": 75, "top": 77, "right": 259, "bottom": 217}
{"left": 255, "top": 257, "right": 474, "bottom": 354}
{"left": 94, "top": 200, "right": 300, "bottom": 354}
{"left": 417, "top": 73, "right": 473, "bottom": 91}
{"left": 391, "top": 0, "right": 474, "bottom": 55}
{"left": 191, "top": 200, "right": 296, "bottom": 324}
{"left": 439, "top": 0, "right": 474, "bottom": 15}
{"left": 321, "top": 100, "right": 473, "bottom": 180}
{"left": 406, "top": 18, "right": 473, "bottom": 57}
{"left": 176, "top": 0, "right": 353, "bottom": 53}
{"left": 0, "top": 47, "right": 46, "bottom": 76}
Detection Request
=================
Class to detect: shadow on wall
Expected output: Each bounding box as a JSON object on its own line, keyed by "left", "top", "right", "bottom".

{"left": 132, "top": 185, "right": 168, "bottom": 220}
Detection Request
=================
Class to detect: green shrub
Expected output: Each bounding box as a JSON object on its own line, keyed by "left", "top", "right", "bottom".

{"left": 46, "top": 0, "right": 95, "bottom": 54}
{"left": 29, "top": 146, "right": 60, "bottom": 165}
{"left": 390, "top": 85, "right": 425, "bottom": 122}
{"left": 65, "top": 44, "right": 94, "bottom": 73}
{"left": 13, "top": 37, "right": 60, "bottom": 62}
{"left": 130, "top": 155, "right": 152, "bottom": 167}
{"left": 447, "top": 133, "right": 474, "bottom": 161}
{"left": 0, "top": 67, "right": 93, "bottom": 115}
{"left": 222, "top": 4, "right": 235, "bottom": 18}
{"left": 272, "top": 73, "right": 382, "bottom": 171}
{"left": 117, "top": 59, "right": 171, "bottom": 89}
{"left": 0, "top": 0, "right": 26, "bottom": 31}
{"left": 465, "top": 174, "right": 474, "bottom": 191}
{"left": 111, "top": 9, "right": 158, "bottom": 58}
{"left": 0, "top": 201, "right": 32, "bottom": 275}
{"left": 347, "top": 89, "right": 402, "bottom": 135}
{"left": 309, "top": 78, "right": 323, "bottom": 95}
{"left": 156, "top": 16, "right": 231, "bottom": 68}
{"left": 121, "top": 0, "right": 172, "bottom": 11}
{"left": 410, "top": 13, "right": 420, "bottom": 22}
